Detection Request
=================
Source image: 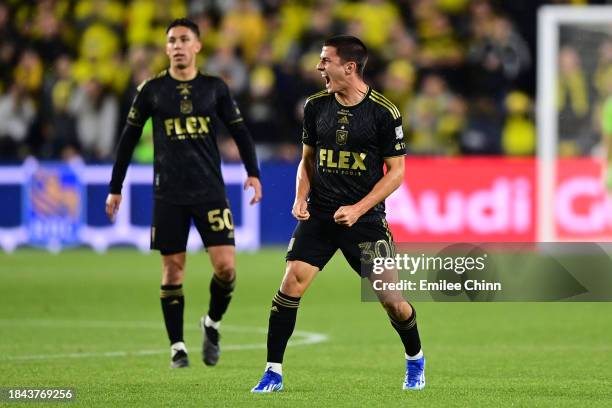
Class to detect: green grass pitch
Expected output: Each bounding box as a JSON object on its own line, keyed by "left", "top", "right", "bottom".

{"left": 1, "top": 249, "right": 611, "bottom": 407}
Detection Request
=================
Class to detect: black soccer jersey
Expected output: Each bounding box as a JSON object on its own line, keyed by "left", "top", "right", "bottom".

{"left": 110, "top": 70, "right": 259, "bottom": 204}
{"left": 301, "top": 87, "right": 406, "bottom": 218}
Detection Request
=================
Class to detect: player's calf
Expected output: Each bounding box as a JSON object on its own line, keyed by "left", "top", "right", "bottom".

{"left": 251, "top": 290, "right": 300, "bottom": 392}
{"left": 160, "top": 284, "right": 185, "bottom": 364}
{"left": 202, "top": 274, "right": 235, "bottom": 366}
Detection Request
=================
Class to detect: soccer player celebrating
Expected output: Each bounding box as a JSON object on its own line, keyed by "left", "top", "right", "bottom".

{"left": 105, "top": 18, "right": 262, "bottom": 369}
{"left": 251, "top": 36, "right": 425, "bottom": 392}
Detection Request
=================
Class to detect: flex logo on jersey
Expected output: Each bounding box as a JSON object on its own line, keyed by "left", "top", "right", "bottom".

{"left": 164, "top": 116, "right": 211, "bottom": 140}
{"left": 319, "top": 148, "right": 367, "bottom": 170}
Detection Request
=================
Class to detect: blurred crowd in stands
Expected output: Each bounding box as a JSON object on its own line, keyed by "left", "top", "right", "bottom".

{"left": 0, "top": 0, "right": 608, "bottom": 163}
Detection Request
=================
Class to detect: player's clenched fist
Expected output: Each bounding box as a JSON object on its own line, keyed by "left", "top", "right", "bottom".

{"left": 292, "top": 199, "right": 310, "bottom": 221}
{"left": 105, "top": 194, "right": 122, "bottom": 223}
{"left": 333, "top": 205, "right": 363, "bottom": 227}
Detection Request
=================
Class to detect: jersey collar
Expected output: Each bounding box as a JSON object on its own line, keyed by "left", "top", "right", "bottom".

{"left": 168, "top": 69, "right": 200, "bottom": 82}
{"left": 334, "top": 86, "right": 371, "bottom": 109}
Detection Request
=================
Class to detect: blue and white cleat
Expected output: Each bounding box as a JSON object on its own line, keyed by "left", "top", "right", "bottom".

{"left": 403, "top": 357, "right": 426, "bottom": 390}
{"left": 251, "top": 368, "right": 283, "bottom": 393}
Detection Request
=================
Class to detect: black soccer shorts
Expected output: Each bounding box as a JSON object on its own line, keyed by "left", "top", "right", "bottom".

{"left": 286, "top": 213, "right": 394, "bottom": 275}
{"left": 151, "top": 198, "right": 235, "bottom": 255}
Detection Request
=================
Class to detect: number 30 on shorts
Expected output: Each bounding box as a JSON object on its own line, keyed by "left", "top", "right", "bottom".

{"left": 359, "top": 240, "right": 394, "bottom": 264}
{"left": 207, "top": 208, "right": 234, "bottom": 231}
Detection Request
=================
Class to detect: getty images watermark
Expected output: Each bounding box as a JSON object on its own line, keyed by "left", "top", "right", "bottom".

{"left": 371, "top": 252, "right": 500, "bottom": 292}
{"left": 360, "top": 243, "right": 612, "bottom": 302}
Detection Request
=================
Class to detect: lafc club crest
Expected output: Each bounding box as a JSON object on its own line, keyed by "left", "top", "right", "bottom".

{"left": 180, "top": 99, "right": 193, "bottom": 114}
{"left": 336, "top": 129, "right": 348, "bottom": 145}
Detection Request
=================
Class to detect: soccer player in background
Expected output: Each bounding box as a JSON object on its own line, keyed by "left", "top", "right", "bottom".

{"left": 251, "top": 36, "right": 425, "bottom": 392}
{"left": 105, "top": 18, "right": 262, "bottom": 369}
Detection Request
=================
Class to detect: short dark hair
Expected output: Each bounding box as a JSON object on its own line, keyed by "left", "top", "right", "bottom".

{"left": 166, "top": 18, "right": 200, "bottom": 38}
{"left": 323, "top": 35, "right": 368, "bottom": 77}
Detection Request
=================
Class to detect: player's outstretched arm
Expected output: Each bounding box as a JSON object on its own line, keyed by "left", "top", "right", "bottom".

{"left": 228, "top": 123, "right": 262, "bottom": 205}
{"left": 226, "top": 120, "right": 261, "bottom": 177}
{"left": 106, "top": 124, "right": 143, "bottom": 222}
{"left": 216, "top": 78, "right": 262, "bottom": 189}
{"left": 334, "top": 156, "right": 405, "bottom": 227}
{"left": 223, "top": 114, "right": 263, "bottom": 206}
{"left": 292, "top": 145, "right": 315, "bottom": 221}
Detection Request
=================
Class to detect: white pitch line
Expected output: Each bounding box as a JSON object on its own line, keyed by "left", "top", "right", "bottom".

{"left": 0, "top": 319, "right": 328, "bottom": 362}
{"left": 0, "top": 319, "right": 307, "bottom": 334}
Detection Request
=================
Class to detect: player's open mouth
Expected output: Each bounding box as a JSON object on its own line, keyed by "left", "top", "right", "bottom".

{"left": 322, "top": 73, "right": 331, "bottom": 88}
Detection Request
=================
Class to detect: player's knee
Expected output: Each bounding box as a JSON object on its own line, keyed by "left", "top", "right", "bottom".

{"left": 281, "top": 270, "right": 306, "bottom": 297}
{"left": 213, "top": 261, "right": 235, "bottom": 282}
{"left": 382, "top": 300, "right": 412, "bottom": 321}
{"left": 163, "top": 259, "right": 184, "bottom": 284}
{"left": 281, "top": 261, "right": 318, "bottom": 297}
